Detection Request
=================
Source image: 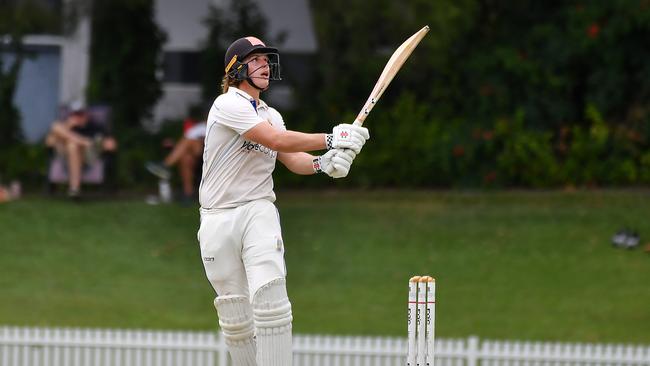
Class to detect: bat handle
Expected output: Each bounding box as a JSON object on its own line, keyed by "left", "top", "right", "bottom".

{"left": 353, "top": 119, "right": 364, "bottom": 127}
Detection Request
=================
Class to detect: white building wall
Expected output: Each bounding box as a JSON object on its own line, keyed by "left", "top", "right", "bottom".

{"left": 155, "top": 0, "right": 215, "bottom": 51}
{"left": 152, "top": 0, "right": 318, "bottom": 123}
{"left": 255, "top": 0, "right": 317, "bottom": 53}
{"left": 154, "top": 0, "right": 316, "bottom": 53}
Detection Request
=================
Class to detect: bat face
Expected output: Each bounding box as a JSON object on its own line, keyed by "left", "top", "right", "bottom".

{"left": 354, "top": 26, "right": 430, "bottom": 126}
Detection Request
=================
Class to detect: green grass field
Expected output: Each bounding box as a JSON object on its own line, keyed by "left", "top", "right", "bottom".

{"left": 0, "top": 190, "right": 648, "bottom": 344}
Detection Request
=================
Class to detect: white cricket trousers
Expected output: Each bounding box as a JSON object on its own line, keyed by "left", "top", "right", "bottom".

{"left": 198, "top": 199, "right": 286, "bottom": 298}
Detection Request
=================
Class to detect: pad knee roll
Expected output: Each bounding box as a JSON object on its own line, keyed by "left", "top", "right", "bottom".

{"left": 252, "top": 278, "right": 293, "bottom": 330}
{"left": 214, "top": 295, "right": 255, "bottom": 345}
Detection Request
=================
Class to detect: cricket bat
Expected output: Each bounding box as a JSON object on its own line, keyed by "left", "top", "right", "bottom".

{"left": 353, "top": 25, "right": 430, "bottom": 126}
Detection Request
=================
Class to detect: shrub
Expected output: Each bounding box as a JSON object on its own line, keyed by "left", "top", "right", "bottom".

{"left": 493, "top": 111, "right": 560, "bottom": 188}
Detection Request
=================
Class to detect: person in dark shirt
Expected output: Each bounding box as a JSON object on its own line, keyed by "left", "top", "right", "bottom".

{"left": 45, "top": 101, "right": 117, "bottom": 198}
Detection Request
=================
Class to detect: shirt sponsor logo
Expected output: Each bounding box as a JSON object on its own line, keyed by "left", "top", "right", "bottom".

{"left": 240, "top": 140, "right": 277, "bottom": 158}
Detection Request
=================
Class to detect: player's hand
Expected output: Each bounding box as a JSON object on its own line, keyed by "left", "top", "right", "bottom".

{"left": 313, "top": 148, "right": 356, "bottom": 178}
{"left": 326, "top": 124, "right": 370, "bottom": 154}
{"left": 329, "top": 148, "right": 357, "bottom": 178}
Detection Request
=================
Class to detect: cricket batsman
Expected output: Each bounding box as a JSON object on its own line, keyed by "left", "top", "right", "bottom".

{"left": 197, "top": 36, "right": 370, "bottom": 365}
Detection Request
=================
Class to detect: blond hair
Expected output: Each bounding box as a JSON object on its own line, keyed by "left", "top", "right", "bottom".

{"left": 221, "top": 74, "right": 240, "bottom": 94}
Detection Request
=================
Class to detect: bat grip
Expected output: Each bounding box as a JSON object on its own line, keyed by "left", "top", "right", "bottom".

{"left": 353, "top": 119, "right": 364, "bottom": 127}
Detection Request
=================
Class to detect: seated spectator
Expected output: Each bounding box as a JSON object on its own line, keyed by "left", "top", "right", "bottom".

{"left": 145, "top": 117, "right": 206, "bottom": 203}
{"left": 0, "top": 184, "right": 10, "bottom": 203}
{"left": 45, "top": 101, "right": 117, "bottom": 198}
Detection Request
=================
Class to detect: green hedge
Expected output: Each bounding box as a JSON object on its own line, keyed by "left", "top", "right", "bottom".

{"left": 275, "top": 95, "right": 649, "bottom": 188}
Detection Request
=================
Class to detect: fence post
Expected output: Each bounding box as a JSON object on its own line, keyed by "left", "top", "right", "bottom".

{"left": 217, "top": 331, "right": 228, "bottom": 366}
{"left": 467, "top": 336, "right": 480, "bottom": 366}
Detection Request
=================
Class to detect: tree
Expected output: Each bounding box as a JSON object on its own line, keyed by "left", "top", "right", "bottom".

{"left": 307, "top": 0, "right": 650, "bottom": 187}
{"left": 0, "top": 37, "right": 23, "bottom": 147}
{"left": 309, "top": 0, "right": 473, "bottom": 126}
{"left": 87, "top": 0, "right": 166, "bottom": 136}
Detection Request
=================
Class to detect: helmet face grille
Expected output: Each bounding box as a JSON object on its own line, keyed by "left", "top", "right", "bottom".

{"left": 267, "top": 53, "right": 282, "bottom": 81}
{"left": 227, "top": 52, "right": 282, "bottom": 82}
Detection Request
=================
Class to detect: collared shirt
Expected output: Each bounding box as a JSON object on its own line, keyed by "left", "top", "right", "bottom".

{"left": 199, "top": 87, "right": 286, "bottom": 209}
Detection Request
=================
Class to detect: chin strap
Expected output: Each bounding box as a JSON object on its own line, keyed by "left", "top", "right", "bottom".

{"left": 246, "top": 77, "right": 268, "bottom": 91}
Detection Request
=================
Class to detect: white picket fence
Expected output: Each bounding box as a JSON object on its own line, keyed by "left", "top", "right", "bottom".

{"left": 1, "top": 326, "right": 649, "bottom": 366}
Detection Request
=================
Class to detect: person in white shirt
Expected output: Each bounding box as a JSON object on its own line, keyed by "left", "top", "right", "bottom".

{"left": 198, "top": 36, "right": 369, "bottom": 366}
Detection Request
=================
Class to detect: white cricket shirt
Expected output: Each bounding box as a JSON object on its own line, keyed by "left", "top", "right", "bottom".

{"left": 199, "top": 87, "right": 286, "bottom": 209}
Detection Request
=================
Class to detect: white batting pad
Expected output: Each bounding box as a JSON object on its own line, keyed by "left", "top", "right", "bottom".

{"left": 252, "top": 278, "right": 293, "bottom": 366}
{"left": 214, "top": 295, "right": 257, "bottom": 366}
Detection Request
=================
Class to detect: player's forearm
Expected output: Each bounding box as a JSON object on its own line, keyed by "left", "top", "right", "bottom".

{"left": 269, "top": 130, "right": 326, "bottom": 153}
{"left": 244, "top": 121, "right": 328, "bottom": 153}
{"left": 277, "top": 152, "right": 317, "bottom": 175}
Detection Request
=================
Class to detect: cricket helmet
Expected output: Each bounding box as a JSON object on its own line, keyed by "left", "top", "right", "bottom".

{"left": 224, "top": 36, "right": 281, "bottom": 84}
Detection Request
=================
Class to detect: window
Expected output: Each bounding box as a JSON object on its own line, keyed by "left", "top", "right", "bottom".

{"left": 162, "top": 51, "right": 200, "bottom": 84}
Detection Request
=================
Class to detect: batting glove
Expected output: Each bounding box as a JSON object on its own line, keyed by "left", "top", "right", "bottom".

{"left": 326, "top": 124, "right": 370, "bottom": 154}
{"left": 313, "top": 148, "right": 357, "bottom": 178}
